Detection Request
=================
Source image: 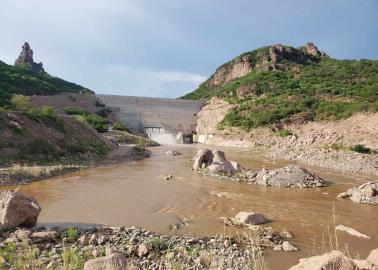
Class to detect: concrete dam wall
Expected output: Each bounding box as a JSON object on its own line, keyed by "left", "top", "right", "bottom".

{"left": 97, "top": 95, "right": 203, "bottom": 144}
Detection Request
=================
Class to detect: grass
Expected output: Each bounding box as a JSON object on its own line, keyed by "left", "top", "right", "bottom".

{"left": 275, "top": 129, "right": 293, "bottom": 137}
{"left": 63, "top": 228, "right": 79, "bottom": 239}
{"left": 61, "top": 248, "right": 90, "bottom": 270}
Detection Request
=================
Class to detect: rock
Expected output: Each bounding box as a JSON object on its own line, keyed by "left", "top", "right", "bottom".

{"left": 353, "top": 259, "right": 375, "bottom": 270}
{"left": 15, "top": 42, "right": 34, "bottom": 65}
{"left": 97, "top": 234, "right": 108, "bottom": 245}
{"left": 31, "top": 231, "right": 59, "bottom": 241}
{"left": 232, "top": 212, "right": 267, "bottom": 225}
{"left": 304, "top": 42, "right": 328, "bottom": 57}
{"left": 8, "top": 120, "right": 22, "bottom": 129}
{"left": 288, "top": 250, "right": 357, "bottom": 270}
{"left": 77, "top": 234, "right": 90, "bottom": 245}
{"left": 0, "top": 191, "right": 41, "bottom": 228}
{"left": 137, "top": 244, "right": 148, "bottom": 257}
{"left": 337, "top": 182, "right": 377, "bottom": 204}
{"left": 193, "top": 149, "right": 243, "bottom": 174}
{"left": 192, "top": 149, "right": 214, "bottom": 171}
{"left": 280, "top": 230, "right": 294, "bottom": 239}
{"left": 282, "top": 241, "right": 298, "bottom": 252}
{"left": 249, "top": 166, "right": 327, "bottom": 188}
{"left": 164, "top": 174, "right": 173, "bottom": 180}
{"left": 366, "top": 248, "right": 378, "bottom": 266}
{"left": 15, "top": 229, "right": 32, "bottom": 241}
{"left": 84, "top": 253, "right": 128, "bottom": 270}
{"left": 166, "top": 150, "right": 181, "bottom": 156}
{"left": 106, "top": 246, "right": 118, "bottom": 256}
{"left": 63, "top": 237, "right": 76, "bottom": 244}
{"left": 335, "top": 225, "right": 370, "bottom": 239}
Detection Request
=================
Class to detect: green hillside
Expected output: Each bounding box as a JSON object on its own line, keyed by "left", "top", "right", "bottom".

{"left": 182, "top": 44, "right": 378, "bottom": 130}
{"left": 0, "top": 60, "right": 93, "bottom": 106}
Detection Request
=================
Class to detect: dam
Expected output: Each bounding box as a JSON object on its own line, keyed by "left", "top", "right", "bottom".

{"left": 97, "top": 95, "right": 203, "bottom": 144}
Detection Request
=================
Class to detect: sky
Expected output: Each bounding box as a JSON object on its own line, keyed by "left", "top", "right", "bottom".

{"left": 0, "top": 0, "right": 377, "bottom": 98}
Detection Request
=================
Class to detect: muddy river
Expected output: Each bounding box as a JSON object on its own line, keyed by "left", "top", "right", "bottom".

{"left": 17, "top": 145, "right": 378, "bottom": 269}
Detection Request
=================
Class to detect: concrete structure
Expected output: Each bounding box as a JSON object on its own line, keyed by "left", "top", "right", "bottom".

{"left": 97, "top": 95, "right": 203, "bottom": 144}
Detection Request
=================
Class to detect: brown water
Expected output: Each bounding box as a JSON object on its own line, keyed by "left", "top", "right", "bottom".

{"left": 15, "top": 145, "right": 378, "bottom": 269}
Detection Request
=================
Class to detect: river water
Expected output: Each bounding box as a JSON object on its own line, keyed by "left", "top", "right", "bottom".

{"left": 17, "top": 145, "right": 378, "bottom": 269}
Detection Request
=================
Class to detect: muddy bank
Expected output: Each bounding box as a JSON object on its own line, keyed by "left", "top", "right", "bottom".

{"left": 194, "top": 98, "right": 378, "bottom": 175}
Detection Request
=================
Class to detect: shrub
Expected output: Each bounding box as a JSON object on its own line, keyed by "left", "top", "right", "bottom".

{"left": 24, "top": 139, "right": 55, "bottom": 156}
{"left": 63, "top": 227, "right": 78, "bottom": 238}
{"left": 276, "top": 129, "right": 293, "bottom": 137}
{"left": 350, "top": 144, "right": 371, "bottom": 154}
{"left": 40, "top": 106, "right": 55, "bottom": 118}
{"left": 95, "top": 107, "right": 112, "bottom": 117}
{"left": 94, "top": 100, "right": 106, "bottom": 107}
{"left": 146, "top": 238, "right": 168, "bottom": 251}
{"left": 10, "top": 94, "right": 32, "bottom": 111}
{"left": 64, "top": 107, "right": 90, "bottom": 116}
{"left": 112, "top": 122, "right": 130, "bottom": 132}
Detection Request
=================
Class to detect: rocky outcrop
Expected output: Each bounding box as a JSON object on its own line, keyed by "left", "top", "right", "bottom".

{"left": 84, "top": 253, "right": 128, "bottom": 270}
{"left": 209, "top": 43, "right": 326, "bottom": 86}
{"left": 232, "top": 212, "right": 267, "bottom": 225}
{"left": 14, "top": 42, "right": 43, "bottom": 69}
{"left": 249, "top": 166, "right": 327, "bottom": 188}
{"left": 15, "top": 42, "right": 34, "bottom": 65}
{"left": 289, "top": 250, "right": 358, "bottom": 270}
{"left": 0, "top": 191, "right": 41, "bottom": 228}
{"left": 337, "top": 182, "right": 377, "bottom": 204}
{"left": 192, "top": 149, "right": 243, "bottom": 174}
{"left": 303, "top": 42, "right": 328, "bottom": 57}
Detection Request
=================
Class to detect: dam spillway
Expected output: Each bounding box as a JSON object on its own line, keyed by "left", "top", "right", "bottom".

{"left": 97, "top": 95, "right": 203, "bottom": 144}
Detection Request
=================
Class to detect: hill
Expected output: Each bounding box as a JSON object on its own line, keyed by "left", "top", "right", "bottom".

{"left": 0, "top": 42, "right": 93, "bottom": 106}
{"left": 182, "top": 43, "right": 378, "bottom": 130}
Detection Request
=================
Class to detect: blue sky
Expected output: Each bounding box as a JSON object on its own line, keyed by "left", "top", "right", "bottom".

{"left": 0, "top": 0, "right": 377, "bottom": 98}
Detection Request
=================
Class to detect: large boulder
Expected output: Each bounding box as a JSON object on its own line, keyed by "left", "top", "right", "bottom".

{"left": 288, "top": 250, "right": 357, "bottom": 270}
{"left": 192, "top": 149, "right": 214, "bottom": 171}
{"left": 0, "top": 191, "right": 41, "bottom": 228}
{"left": 366, "top": 248, "right": 378, "bottom": 266}
{"left": 84, "top": 253, "right": 128, "bottom": 270}
{"left": 250, "top": 166, "right": 327, "bottom": 188}
{"left": 232, "top": 212, "right": 267, "bottom": 225}
{"left": 337, "top": 182, "right": 377, "bottom": 204}
{"left": 192, "top": 149, "right": 243, "bottom": 174}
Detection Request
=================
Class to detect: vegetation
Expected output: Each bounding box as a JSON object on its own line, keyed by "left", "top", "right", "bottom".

{"left": 146, "top": 238, "right": 168, "bottom": 251}
{"left": 275, "top": 129, "right": 293, "bottom": 137}
{"left": 0, "top": 60, "right": 93, "bottom": 107}
{"left": 349, "top": 144, "right": 372, "bottom": 154}
{"left": 63, "top": 227, "right": 79, "bottom": 239}
{"left": 112, "top": 122, "right": 130, "bottom": 132}
{"left": 65, "top": 106, "right": 108, "bottom": 133}
{"left": 182, "top": 45, "right": 378, "bottom": 131}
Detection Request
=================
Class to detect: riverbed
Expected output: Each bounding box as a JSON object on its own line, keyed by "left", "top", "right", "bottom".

{"left": 15, "top": 145, "right": 378, "bottom": 269}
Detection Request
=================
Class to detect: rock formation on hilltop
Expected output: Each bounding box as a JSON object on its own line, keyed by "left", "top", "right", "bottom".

{"left": 208, "top": 42, "right": 328, "bottom": 86}
{"left": 14, "top": 42, "right": 43, "bottom": 70}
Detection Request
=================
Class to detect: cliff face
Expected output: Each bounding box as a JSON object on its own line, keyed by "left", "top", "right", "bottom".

{"left": 209, "top": 42, "right": 327, "bottom": 87}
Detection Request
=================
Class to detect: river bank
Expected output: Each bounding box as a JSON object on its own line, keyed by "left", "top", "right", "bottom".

{"left": 0, "top": 145, "right": 151, "bottom": 186}
{"left": 194, "top": 98, "right": 378, "bottom": 175}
